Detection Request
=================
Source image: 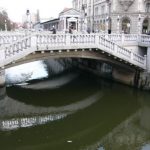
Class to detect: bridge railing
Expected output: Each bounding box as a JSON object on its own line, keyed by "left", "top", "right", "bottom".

{"left": 35, "top": 33, "right": 146, "bottom": 69}
{"left": 0, "top": 34, "right": 27, "bottom": 47}
{"left": 4, "top": 36, "right": 31, "bottom": 58}
{"left": 0, "top": 35, "right": 32, "bottom": 67}
{"left": 0, "top": 33, "right": 147, "bottom": 69}
{"left": 100, "top": 34, "right": 150, "bottom": 46}
{"left": 139, "top": 35, "right": 150, "bottom": 46}
{"left": 36, "top": 34, "right": 67, "bottom": 48}
{"left": 70, "top": 34, "right": 95, "bottom": 45}
{"left": 97, "top": 35, "right": 146, "bottom": 69}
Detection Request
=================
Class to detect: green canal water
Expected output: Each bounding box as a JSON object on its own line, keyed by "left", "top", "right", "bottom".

{"left": 0, "top": 64, "right": 150, "bottom": 150}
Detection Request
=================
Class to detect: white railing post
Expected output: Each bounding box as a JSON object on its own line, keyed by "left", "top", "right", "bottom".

{"left": 114, "top": 44, "right": 118, "bottom": 55}
{"left": 121, "top": 34, "right": 125, "bottom": 45}
{"left": 31, "top": 35, "right": 37, "bottom": 49}
{"left": 144, "top": 55, "right": 147, "bottom": 70}
{"left": 95, "top": 34, "right": 99, "bottom": 46}
{"left": 66, "top": 34, "right": 71, "bottom": 46}
{"left": 146, "top": 47, "right": 150, "bottom": 72}
{"left": 138, "top": 34, "right": 141, "bottom": 43}
{"left": 131, "top": 52, "right": 134, "bottom": 64}
{"left": 0, "top": 49, "right": 5, "bottom": 68}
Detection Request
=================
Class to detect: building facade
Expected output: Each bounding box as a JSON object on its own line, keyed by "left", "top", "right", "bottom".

{"left": 72, "top": 0, "right": 150, "bottom": 34}
{"left": 38, "top": 8, "right": 81, "bottom": 32}
{"left": 59, "top": 8, "right": 81, "bottom": 32}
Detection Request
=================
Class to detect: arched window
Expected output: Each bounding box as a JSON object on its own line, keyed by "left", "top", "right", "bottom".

{"left": 122, "top": 18, "right": 131, "bottom": 34}
{"left": 142, "top": 18, "right": 149, "bottom": 34}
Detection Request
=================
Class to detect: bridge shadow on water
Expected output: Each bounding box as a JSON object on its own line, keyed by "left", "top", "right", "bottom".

{"left": 0, "top": 70, "right": 149, "bottom": 150}
{"left": 6, "top": 71, "right": 102, "bottom": 107}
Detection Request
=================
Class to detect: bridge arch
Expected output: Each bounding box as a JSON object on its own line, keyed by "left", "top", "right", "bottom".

{"left": 3, "top": 49, "right": 140, "bottom": 73}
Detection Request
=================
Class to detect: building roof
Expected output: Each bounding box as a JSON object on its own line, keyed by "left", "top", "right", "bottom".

{"left": 59, "top": 8, "right": 80, "bottom": 16}
{"left": 40, "top": 18, "right": 59, "bottom": 24}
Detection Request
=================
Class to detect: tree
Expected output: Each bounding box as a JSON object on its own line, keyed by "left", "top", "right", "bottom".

{"left": 0, "top": 10, "right": 13, "bottom": 31}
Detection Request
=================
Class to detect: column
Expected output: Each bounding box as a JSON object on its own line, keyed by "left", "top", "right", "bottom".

{"left": 91, "top": 0, "right": 94, "bottom": 32}
{"left": 112, "top": 0, "right": 116, "bottom": 12}
{"left": 0, "top": 69, "right": 5, "bottom": 87}
{"left": 105, "top": 17, "right": 109, "bottom": 33}
{"left": 138, "top": 14, "right": 141, "bottom": 34}
{"left": 64, "top": 17, "right": 66, "bottom": 32}
{"left": 117, "top": 15, "right": 120, "bottom": 34}
{"left": 147, "top": 47, "right": 150, "bottom": 73}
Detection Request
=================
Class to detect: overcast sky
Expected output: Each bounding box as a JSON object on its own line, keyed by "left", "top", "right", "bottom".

{"left": 0, "top": 0, "right": 72, "bottom": 22}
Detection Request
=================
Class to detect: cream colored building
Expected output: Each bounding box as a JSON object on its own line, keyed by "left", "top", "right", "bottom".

{"left": 59, "top": 8, "right": 81, "bottom": 32}
{"left": 72, "top": 0, "right": 150, "bottom": 34}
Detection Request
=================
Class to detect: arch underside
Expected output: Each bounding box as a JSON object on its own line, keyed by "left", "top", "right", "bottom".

{"left": 4, "top": 49, "right": 140, "bottom": 72}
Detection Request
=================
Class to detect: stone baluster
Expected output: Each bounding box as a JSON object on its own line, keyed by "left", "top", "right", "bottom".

{"left": 66, "top": 34, "right": 71, "bottom": 46}
{"left": 121, "top": 34, "right": 125, "bottom": 45}
{"left": 95, "top": 34, "right": 99, "bottom": 46}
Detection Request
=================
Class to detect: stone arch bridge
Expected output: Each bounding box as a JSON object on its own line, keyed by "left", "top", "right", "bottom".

{"left": 0, "top": 32, "right": 150, "bottom": 87}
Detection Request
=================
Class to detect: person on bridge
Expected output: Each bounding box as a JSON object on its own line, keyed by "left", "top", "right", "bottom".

{"left": 52, "top": 26, "right": 56, "bottom": 34}
{"left": 69, "top": 27, "right": 73, "bottom": 34}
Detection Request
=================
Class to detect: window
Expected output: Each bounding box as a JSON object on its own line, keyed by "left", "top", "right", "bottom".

{"left": 95, "top": 7, "right": 99, "bottom": 15}
{"left": 101, "top": 5, "right": 105, "bottom": 14}
{"left": 146, "top": 3, "right": 150, "bottom": 12}
{"left": 88, "top": 8, "right": 91, "bottom": 16}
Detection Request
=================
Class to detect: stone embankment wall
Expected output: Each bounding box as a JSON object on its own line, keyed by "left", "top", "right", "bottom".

{"left": 77, "top": 58, "right": 150, "bottom": 90}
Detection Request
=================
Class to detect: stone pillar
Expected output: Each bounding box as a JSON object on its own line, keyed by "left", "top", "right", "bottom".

{"left": 112, "top": 0, "right": 116, "bottom": 12}
{"left": 112, "top": 68, "right": 135, "bottom": 86}
{"left": 0, "top": 69, "right": 5, "bottom": 87}
{"left": 147, "top": 47, "right": 150, "bottom": 73}
{"left": 0, "top": 86, "right": 6, "bottom": 100}
{"left": 117, "top": 15, "right": 120, "bottom": 34}
{"left": 64, "top": 17, "right": 66, "bottom": 32}
{"left": 105, "top": 17, "right": 109, "bottom": 33}
{"left": 90, "top": 0, "right": 94, "bottom": 32}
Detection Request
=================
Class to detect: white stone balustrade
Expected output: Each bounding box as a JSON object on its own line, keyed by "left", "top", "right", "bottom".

{"left": 100, "top": 34, "right": 150, "bottom": 46}
{"left": 0, "top": 34, "right": 26, "bottom": 47}
{"left": 0, "top": 32, "right": 149, "bottom": 70}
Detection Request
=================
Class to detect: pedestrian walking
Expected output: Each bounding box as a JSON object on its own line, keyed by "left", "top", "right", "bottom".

{"left": 52, "top": 26, "right": 56, "bottom": 34}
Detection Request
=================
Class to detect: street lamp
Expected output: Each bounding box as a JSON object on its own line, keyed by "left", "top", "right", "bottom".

{"left": 4, "top": 20, "right": 7, "bottom": 31}
{"left": 81, "top": 3, "right": 87, "bottom": 32}
{"left": 106, "top": 16, "right": 109, "bottom": 33}
{"left": 106, "top": 0, "right": 111, "bottom": 34}
{"left": 26, "top": 9, "right": 31, "bottom": 30}
{"left": 138, "top": 14, "right": 141, "bottom": 34}
{"left": 117, "top": 15, "right": 120, "bottom": 33}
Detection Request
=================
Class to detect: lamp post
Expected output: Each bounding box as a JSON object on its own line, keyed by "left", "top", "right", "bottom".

{"left": 4, "top": 20, "right": 7, "bottom": 31}
{"left": 138, "top": 14, "right": 141, "bottom": 34}
{"left": 106, "top": 16, "right": 109, "bottom": 33}
{"left": 92, "top": 0, "right": 94, "bottom": 32}
{"left": 81, "top": 2, "right": 87, "bottom": 32}
{"left": 26, "top": 9, "right": 30, "bottom": 30}
{"left": 117, "top": 15, "right": 120, "bottom": 33}
{"left": 106, "top": 0, "right": 111, "bottom": 34}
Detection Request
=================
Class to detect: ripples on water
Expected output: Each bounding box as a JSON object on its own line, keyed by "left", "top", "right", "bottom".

{"left": 0, "top": 60, "right": 150, "bottom": 150}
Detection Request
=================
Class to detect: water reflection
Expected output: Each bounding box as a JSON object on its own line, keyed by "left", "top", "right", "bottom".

{"left": 1, "top": 113, "right": 67, "bottom": 131}
{"left": 0, "top": 91, "right": 102, "bottom": 131}
{"left": 141, "top": 144, "right": 150, "bottom": 150}
{"left": 20, "top": 72, "right": 79, "bottom": 89}
{"left": 0, "top": 60, "right": 150, "bottom": 150}
{"left": 6, "top": 61, "right": 48, "bottom": 86}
